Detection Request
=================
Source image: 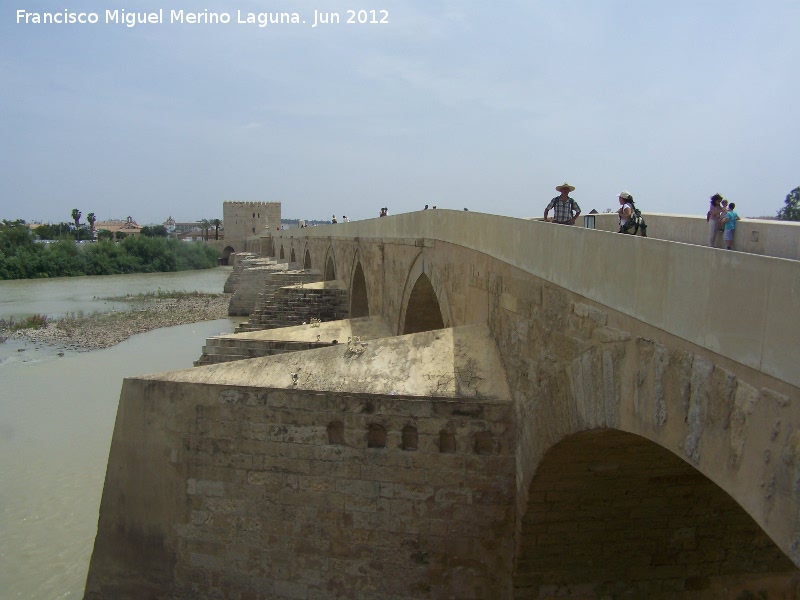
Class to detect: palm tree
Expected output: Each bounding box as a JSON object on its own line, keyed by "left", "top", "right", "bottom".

{"left": 71, "top": 208, "right": 81, "bottom": 229}
{"left": 87, "top": 213, "right": 96, "bottom": 237}
{"left": 211, "top": 218, "right": 222, "bottom": 240}
{"left": 200, "top": 219, "right": 210, "bottom": 241}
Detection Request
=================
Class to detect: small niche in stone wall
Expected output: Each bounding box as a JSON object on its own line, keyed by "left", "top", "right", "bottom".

{"left": 401, "top": 426, "right": 418, "bottom": 451}
{"left": 367, "top": 424, "right": 387, "bottom": 448}
{"left": 439, "top": 431, "right": 456, "bottom": 453}
{"left": 473, "top": 431, "right": 493, "bottom": 455}
{"left": 327, "top": 421, "right": 345, "bottom": 445}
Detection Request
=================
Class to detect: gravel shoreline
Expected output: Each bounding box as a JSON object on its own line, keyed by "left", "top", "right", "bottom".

{"left": 2, "top": 294, "right": 231, "bottom": 351}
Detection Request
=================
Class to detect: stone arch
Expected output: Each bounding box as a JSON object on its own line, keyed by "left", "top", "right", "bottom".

{"left": 401, "top": 426, "right": 418, "bottom": 451}
{"left": 402, "top": 274, "right": 444, "bottom": 335}
{"left": 367, "top": 424, "right": 386, "bottom": 449}
{"left": 350, "top": 257, "right": 369, "bottom": 318}
{"left": 303, "top": 248, "right": 312, "bottom": 270}
{"left": 514, "top": 428, "right": 800, "bottom": 598}
{"left": 279, "top": 246, "right": 285, "bottom": 260}
{"left": 327, "top": 421, "right": 344, "bottom": 445}
{"left": 324, "top": 253, "right": 336, "bottom": 281}
{"left": 221, "top": 246, "right": 235, "bottom": 265}
{"left": 290, "top": 248, "right": 296, "bottom": 264}
{"left": 439, "top": 430, "right": 456, "bottom": 453}
{"left": 398, "top": 251, "right": 451, "bottom": 335}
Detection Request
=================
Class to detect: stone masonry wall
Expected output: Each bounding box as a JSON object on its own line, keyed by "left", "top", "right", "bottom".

{"left": 85, "top": 379, "right": 517, "bottom": 599}
{"left": 289, "top": 235, "right": 800, "bottom": 571}
{"left": 223, "top": 201, "right": 281, "bottom": 241}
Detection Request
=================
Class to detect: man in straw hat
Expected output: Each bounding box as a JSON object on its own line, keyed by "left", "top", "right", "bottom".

{"left": 544, "top": 182, "right": 581, "bottom": 225}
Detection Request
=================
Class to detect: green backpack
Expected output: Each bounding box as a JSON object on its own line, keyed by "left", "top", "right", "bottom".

{"left": 619, "top": 201, "right": 648, "bottom": 236}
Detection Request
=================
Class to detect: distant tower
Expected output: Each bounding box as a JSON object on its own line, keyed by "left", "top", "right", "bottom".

{"left": 222, "top": 201, "right": 281, "bottom": 239}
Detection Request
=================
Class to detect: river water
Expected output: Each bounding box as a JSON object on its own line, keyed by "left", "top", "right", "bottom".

{"left": 0, "top": 268, "right": 240, "bottom": 599}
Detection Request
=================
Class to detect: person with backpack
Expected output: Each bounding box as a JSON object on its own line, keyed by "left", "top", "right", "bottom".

{"left": 617, "top": 190, "right": 648, "bottom": 236}
{"left": 618, "top": 191, "right": 634, "bottom": 233}
{"left": 544, "top": 182, "right": 581, "bottom": 225}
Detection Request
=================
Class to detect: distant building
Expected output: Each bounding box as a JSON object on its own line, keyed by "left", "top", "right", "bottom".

{"left": 223, "top": 201, "right": 281, "bottom": 239}
{"left": 95, "top": 216, "right": 142, "bottom": 237}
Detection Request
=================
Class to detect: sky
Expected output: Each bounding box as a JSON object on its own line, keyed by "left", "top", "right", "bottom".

{"left": 1, "top": 0, "right": 798, "bottom": 224}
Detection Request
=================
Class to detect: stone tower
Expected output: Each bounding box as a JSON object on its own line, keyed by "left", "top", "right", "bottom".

{"left": 223, "top": 201, "right": 281, "bottom": 239}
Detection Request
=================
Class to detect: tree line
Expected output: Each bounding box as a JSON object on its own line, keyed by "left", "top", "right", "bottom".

{"left": 0, "top": 220, "right": 221, "bottom": 280}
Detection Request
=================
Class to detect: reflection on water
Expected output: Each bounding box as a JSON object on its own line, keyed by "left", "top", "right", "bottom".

{"left": 0, "top": 319, "right": 239, "bottom": 599}
{"left": 0, "top": 267, "right": 238, "bottom": 599}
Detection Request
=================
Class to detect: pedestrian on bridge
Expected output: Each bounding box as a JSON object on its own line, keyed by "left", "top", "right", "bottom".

{"left": 722, "top": 202, "right": 740, "bottom": 250}
{"left": 707, "top": 194, "right": 724, "bottom": 246}
{"left": 544, "top": 182, "right": 581, "bottom": 225}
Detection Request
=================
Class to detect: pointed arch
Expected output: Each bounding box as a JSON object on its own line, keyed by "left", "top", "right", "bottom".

{"left": 279, "top": 246, "right": 285, "bottom": 260}
{"left": 303, "top": 248, "right": 312, "bottom": 270}
{"left": 402, "top": 273, "right": 444, "bottom": 334}
{"left": 290, "top": 248, "right": 296, "bottom": 263}
{"left": 398, "top": 251, "right": 451, "bottom": 335}
{"left": 350, "top": 260, "right": 369, "bottom": 318}
{"left": 325, "top": 255, "right": 336, "bottom": 281}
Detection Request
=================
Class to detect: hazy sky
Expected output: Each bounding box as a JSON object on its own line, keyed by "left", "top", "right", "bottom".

{"left": 1, "top": 0, "right": 798, "bottom": 224}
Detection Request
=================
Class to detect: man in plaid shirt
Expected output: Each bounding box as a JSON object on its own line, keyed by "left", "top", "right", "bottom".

{"left": 544, "top": 182, "right": 581, "bottom": 225}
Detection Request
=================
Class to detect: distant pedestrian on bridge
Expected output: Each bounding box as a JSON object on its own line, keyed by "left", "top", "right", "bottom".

{"left": 722, "top": 202, "right": 740, "bottom": 250}
{"left": 707, "top": 194, "right": 724, "bottom": 246}
{"left": 544, "top": 182, "right": 581, "bottom": 225}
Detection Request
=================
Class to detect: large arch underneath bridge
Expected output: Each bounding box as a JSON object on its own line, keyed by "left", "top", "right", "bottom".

{"left": 290, "top": 248, "right": 296, "bottom": 264}
{"left": 350, "top": 260, "right": 369, "bottom": 318}
{"left": 303, "top": 248, "right": 311, "bottom": 270}
{"left": 514, "top": 429, "right": 799, "bottom": 598}
{"left": 279, "top": 246, "right": 285, "bottom": 260}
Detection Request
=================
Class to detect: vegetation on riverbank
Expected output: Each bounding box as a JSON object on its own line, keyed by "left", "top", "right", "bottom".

{"left": 0, "top": 220, "right": 220, "bottom": 280}
{"left": 0, "top": 291, "right": 231, "bottom": 350}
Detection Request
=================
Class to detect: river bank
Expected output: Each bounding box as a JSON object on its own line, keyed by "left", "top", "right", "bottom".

{"left": 1, "top": 292, "right": 231, "bottom": 351}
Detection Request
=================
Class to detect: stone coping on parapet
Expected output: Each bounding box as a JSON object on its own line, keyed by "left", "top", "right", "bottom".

{"left": 208, "top": 316, "right": 392, "bottom": 344}
{"left": 138, "top": 323, "right": 512, "bottom": 402}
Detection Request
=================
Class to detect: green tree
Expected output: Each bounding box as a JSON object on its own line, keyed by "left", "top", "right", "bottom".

{"left": 97, "top": 229, "right": 114, "bottom": 241}
{"left": 87, "top": 212, "right": 96, "bottom": 236}
{"left": 200, "top": 219, "right": 210, "bottom": 241}
{"left": 211, "top": 218, "right": 222, "bottom": 240}
{"left": 35, "top": 222, "right": 73, "bottom": 240}
{"left": 777, "top": 186, "right": 800, "bottom": 221}
{"left": 0, "top": 220, "right": 34, "bottom": 255}
{"left": 140, "top": 225, "right": 168, "bottom": 237}
{"left": 71, "top": 208, "right": 82, "bottom": 229}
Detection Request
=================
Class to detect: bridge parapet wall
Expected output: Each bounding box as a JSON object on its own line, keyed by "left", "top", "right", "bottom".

{"left": 273, "top": 210, "right": 799, "bottom": 389}
{"left": 591, "top": 212, "right": 800, "bottom": 259}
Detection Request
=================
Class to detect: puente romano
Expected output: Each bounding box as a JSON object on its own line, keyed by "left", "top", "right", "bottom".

{"left": 84, "top": 206, "right": 800, "bottom": 599}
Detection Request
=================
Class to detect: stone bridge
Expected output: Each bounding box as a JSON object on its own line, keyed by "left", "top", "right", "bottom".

{"left": 85, "top": 210, "right": 800, "bottom": 599}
